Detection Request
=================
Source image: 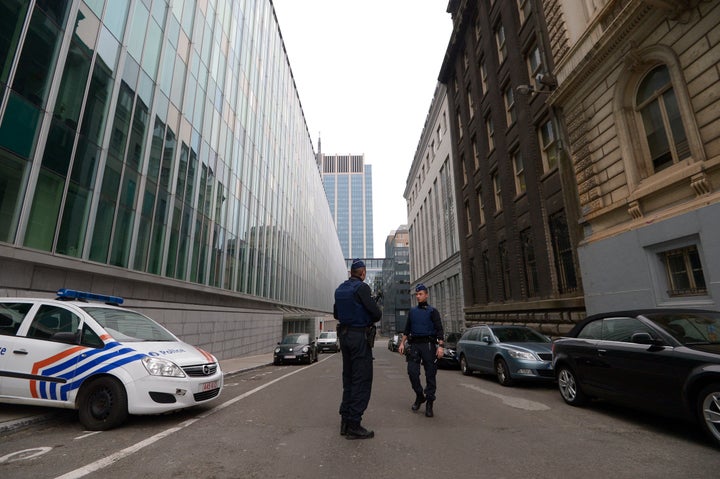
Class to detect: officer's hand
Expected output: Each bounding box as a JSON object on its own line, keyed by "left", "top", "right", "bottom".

{"left": 436, "top": 346, "right": 444, "bottom": 359}
{"left": 398, "top": 343, "right": 404, "bottom": 355}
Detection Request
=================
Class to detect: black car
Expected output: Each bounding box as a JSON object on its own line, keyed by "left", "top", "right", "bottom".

{"left": 274, "top": 333, "right": 318, "bottom": 365}
{"left": 552, "top": 309, "right": 720, "bottom": 446}
{"left": 388, "top": 333, "right": 401, "bottom": 352}
{"left": 438, "top": 332, "right": 462, "bottom": 369}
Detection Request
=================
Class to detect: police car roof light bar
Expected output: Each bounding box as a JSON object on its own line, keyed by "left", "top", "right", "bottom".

{"left": 56, "top": 288, "right": 124, "bottom": 305}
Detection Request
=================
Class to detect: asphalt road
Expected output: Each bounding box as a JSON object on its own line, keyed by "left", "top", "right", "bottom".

{"left": 1, "top": 344, "right": 719, "bottom": 478}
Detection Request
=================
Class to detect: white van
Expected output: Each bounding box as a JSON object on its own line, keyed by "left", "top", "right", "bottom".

{"left": 0, "top": 289, "right": 223, "bottom": 430}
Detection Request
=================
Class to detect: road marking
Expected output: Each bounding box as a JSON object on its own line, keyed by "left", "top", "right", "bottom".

{"left": 0, "top": 447, "right": 52, "bottom": 464}
{"left": 74, "top": 431, "right": 102, "bottom": 440}
{"left": 53, "top": 360, "right": 322, "bottom": 479}
{"left": 460, "top": 383, "right": 551, "bottom": 411}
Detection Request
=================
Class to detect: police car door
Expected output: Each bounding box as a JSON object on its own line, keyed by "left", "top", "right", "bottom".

{"left": 4, "top": 303, "right": 83, "bottom": 404}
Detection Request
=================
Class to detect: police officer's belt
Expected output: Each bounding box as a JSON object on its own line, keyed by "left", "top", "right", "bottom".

{"left": 409, "top": 336, "right": 434, "bottom": 343}
{"left": 339, "top": 324, "right": 369, "bottom": 332}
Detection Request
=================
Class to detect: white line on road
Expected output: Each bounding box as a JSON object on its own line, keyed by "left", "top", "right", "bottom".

{"left": 460, "top": 383, "right": 551, "bottom": 411}
{"left": 54, "top": 357, "right": 329, "bottom": 479}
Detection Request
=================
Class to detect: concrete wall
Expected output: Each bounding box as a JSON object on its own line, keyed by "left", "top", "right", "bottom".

{"left": 578, "top": 202, "right": 720, "bottom": 314}
{"left": 0, "top": 245, "right": 334, "bottom": 360}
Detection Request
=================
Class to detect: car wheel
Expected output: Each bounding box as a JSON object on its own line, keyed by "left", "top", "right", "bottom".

{"left": 697, "top": 383, "right": 720, "bottom": 446}
{"left": 495, "top": 358, "right": 514, "bottom": 386}
{"left": 557, "top": 365, "right": 587, "bottom": 406}
{"left": 460, "top": 355, "right": 472, "bottom": 376}
{"left": 78, "top": 376, "right": 128, "bottom": 431}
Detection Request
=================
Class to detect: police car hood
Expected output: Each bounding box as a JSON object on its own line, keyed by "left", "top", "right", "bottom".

{"left": 123, "top": 341, "right": 217, "bottom": 366}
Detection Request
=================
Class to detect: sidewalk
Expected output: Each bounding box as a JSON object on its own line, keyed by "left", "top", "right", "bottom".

{"left": 0, "top": 353, "right": 274, "bottom": 434}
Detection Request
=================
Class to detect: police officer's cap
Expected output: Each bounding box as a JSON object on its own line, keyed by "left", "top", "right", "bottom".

{"left": 415, "top": 283, "right": 428, "bottom": 292}
{"left": 351, "top": 259, "right": 366, "bottom": 270}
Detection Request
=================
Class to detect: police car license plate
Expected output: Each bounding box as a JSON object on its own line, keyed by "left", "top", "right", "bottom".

{"left": 285, "top": 355, "right": 295, "bottom": 359}
{"left": 201, "top": 380, "right": 218, "bottom": 391}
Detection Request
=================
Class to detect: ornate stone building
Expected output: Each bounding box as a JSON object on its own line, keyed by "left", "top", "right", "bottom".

{"left": 548, "top": 0, "right": 720, "bottom": 313}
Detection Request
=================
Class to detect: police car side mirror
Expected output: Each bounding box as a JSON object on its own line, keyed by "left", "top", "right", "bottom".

{"left": 481, "top": 335, "right": 492, "bottom": 343}
{"left": 51, "top": 331, "right": 80, "bottom": 345}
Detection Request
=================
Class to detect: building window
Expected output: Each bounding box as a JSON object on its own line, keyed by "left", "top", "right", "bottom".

{"left": 482, "top": 250, "right": 491, "bottom": 302}
{"left": 492, "top": 171, "right": 502, "bottom": 212}
{"left": 477, "top": 187, "right": 485, "bottom": 225}
{"left": 480, "top": 59, "right": 487, "bottom": 96}
{"left": 495, "top": 23, "right": 507, "bottom": 64}
{"left": 456, "top": 108, "right": 463, "bottom": 140}
{"left": 486, "top": 114, "right": 494, "bottom": 152}
{"left": 526, "top": 44, "right": 542, "bottom": 81}
{"left": 549, "top": 211, "right": 578, "bottom": 294}
{"left": 538, "top": 119, "right": 560, "bottom": 172}
{"left": 504, "top": 85, "right": 516, "bottom": 125}
{"left": 661, "top": 245, "right": 706, "bottom": 296}
{"left": 472, "top": 135, "right": 480, "bottom": 171}
{"left": 520, "top": 228, "right": 538, "bottom": 297}
{"left": 467, "top": 85, "right": 475, "bottom": 119}
{"left": 461, "top": 154, "right": 468, "bottom": 186}
{"left": 499, "top": 241, "right": 511, "bottom": 300}
{"left": 512, "top": 150, "right": 526, "bottom": 194}
{"left": 517, "top": 0, "right": 532, "bottom": 24}
{"left": 464, "top": 200, "right": 471, "bottom": 234}
{"left": 635, "top": 65, "right": 690, "bottom": 173}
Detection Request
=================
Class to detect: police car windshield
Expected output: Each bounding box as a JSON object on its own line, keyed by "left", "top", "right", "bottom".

{"left": 84, "top": 308, "right": 176, "bottom": 342}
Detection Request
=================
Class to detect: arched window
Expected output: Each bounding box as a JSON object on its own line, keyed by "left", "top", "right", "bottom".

{"left": 635, "top": 65, "right": 689, "bottom": 173}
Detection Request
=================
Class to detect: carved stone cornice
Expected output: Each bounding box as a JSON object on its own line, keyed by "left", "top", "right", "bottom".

{"left": 552, "top": 1, "right": 654, "bottom": 105}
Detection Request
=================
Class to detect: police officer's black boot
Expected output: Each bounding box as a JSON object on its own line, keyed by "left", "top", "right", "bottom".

{"left": 345, "top": 421, "right": 374, "bottom": 439}
{"left": 411, "top": 394, "right": 426, "bottom": 412}
{"left": 425, "top": 400, "right": 434, "bottom": 417}
{"left": 340, "top": 418, "right": 348, "bottom": 436}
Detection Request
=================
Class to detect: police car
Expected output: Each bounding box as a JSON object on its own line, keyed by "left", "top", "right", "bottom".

{"left": 0, "top": 289, "right": 223, "bottom": 430}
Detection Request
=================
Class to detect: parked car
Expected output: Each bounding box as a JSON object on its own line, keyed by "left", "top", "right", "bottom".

{"left": 274, "top": 333, "right": 318, "bottom": 365}
{"left": 0, "top": 289, "right": 223, "bottom": 430}
{"left": 438, "top": 332, "right": 462, "bottom": 369}
{"left": 317, "top": 331, "right": 339, "bottom": 353}
{"left": 388, "top": 333, "right": 401, "bottom": 352}
{"left": 457, "top": 325, "right": 553, "bottom": 386}
{"left": 552, "top": 308, "right": 720, "bottom": 447}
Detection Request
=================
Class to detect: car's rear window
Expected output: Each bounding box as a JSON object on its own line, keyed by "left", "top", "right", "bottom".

{"left": 0, "top": 303, "right": 32, "bottom": 336}
{"left": 83, "top": 307, "right": 176, "bottom": 342}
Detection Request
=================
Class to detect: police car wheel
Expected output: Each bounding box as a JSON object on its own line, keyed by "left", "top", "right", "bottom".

{"left": 78, "top": 377, "right": 128, "bottom": 431}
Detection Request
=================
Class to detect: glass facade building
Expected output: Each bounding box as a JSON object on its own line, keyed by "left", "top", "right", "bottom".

{"left": 319, "top": 153, "right": 374, "bottom": 259}
{"left": 0, "top": 0, "right": 346, "bottom": 313}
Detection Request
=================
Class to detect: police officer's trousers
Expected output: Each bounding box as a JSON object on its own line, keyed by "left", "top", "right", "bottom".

{"left": 338, "top": 328, "right": 373, "bottom": 423}
{"left": 407, "top": 341, "right": 438, "bottom": 402}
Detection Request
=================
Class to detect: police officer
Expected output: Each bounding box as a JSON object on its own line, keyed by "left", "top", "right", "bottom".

{"left": 398, "top": 283, "right": 444, "bottom": 417}
{"left": 334, "top": 259, "right": 382, "bottom": 439}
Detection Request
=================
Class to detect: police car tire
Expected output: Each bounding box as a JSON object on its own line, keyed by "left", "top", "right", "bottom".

{"left": 78, "top": 376, "right": 129, "bottom": 431}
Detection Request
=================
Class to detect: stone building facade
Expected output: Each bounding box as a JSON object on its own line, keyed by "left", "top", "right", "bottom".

{"left": 549, "top": 0, "right": 720, "bottom": 313}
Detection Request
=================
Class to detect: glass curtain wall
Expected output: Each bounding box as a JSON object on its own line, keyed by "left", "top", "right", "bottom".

{"left": 0, "top": 0, "right": 346, "bottom": 311}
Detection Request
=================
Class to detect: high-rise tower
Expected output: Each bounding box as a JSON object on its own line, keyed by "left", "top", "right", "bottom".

{"left": 318, "top": 145, "right": 374, "bottom": 259}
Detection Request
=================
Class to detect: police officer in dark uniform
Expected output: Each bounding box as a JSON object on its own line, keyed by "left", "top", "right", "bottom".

{"left": 334, "top": 259, "right": 382, "bottom": 439}
{"left": 398, "top": 283, "right": 444, "bottom": 417}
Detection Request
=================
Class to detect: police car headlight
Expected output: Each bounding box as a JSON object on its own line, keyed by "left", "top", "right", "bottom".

{"left": 142, "top": 357, "right": 186, "bottom": 377}
{"left": 302, "top": 346, "right": 309, "bottom": 353}
{"left": 274, "top": 347, "right": 281, "bottom": 354}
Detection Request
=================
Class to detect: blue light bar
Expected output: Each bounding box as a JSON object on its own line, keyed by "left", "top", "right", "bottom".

{"left": 56, "top": 289, "right": 124, "bottom": 305}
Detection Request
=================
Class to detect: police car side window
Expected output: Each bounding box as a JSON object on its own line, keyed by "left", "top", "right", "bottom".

{"left": 27, "top": 305, "right": 80, "bottom": 341}
{"left": 81, "top": 324, "right": 104, "bottom": 348}
{"left": 0, "top": 303, "right": 32, "bottom": 336}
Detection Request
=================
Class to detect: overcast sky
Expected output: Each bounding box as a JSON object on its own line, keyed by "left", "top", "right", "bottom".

{"left": 272, "top": 0, "right": 453, "bottom": 256}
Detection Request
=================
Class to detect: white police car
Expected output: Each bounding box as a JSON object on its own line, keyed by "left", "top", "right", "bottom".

{"left": 0, "top": 289, "right": 223, "bottom": 430}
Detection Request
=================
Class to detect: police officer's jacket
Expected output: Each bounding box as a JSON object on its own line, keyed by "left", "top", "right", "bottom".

{"left": 404, "top": 301, "right": 444, "bottom": 342}
{"left": 334, "top": 276, "right": 382, "bottom": 328}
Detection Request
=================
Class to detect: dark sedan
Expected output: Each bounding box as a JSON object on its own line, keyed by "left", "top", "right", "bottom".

{"left": 552, "top": 309, "right": 720, "bottom": 446}
{"left": 457, "top": 325, "right": 553, "bottom": 385}
{"left": 274, "top": 333, "right": 318, "bottom": 365}
{"left": 438, "top": 332, "right": 462, "bottom": 369}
